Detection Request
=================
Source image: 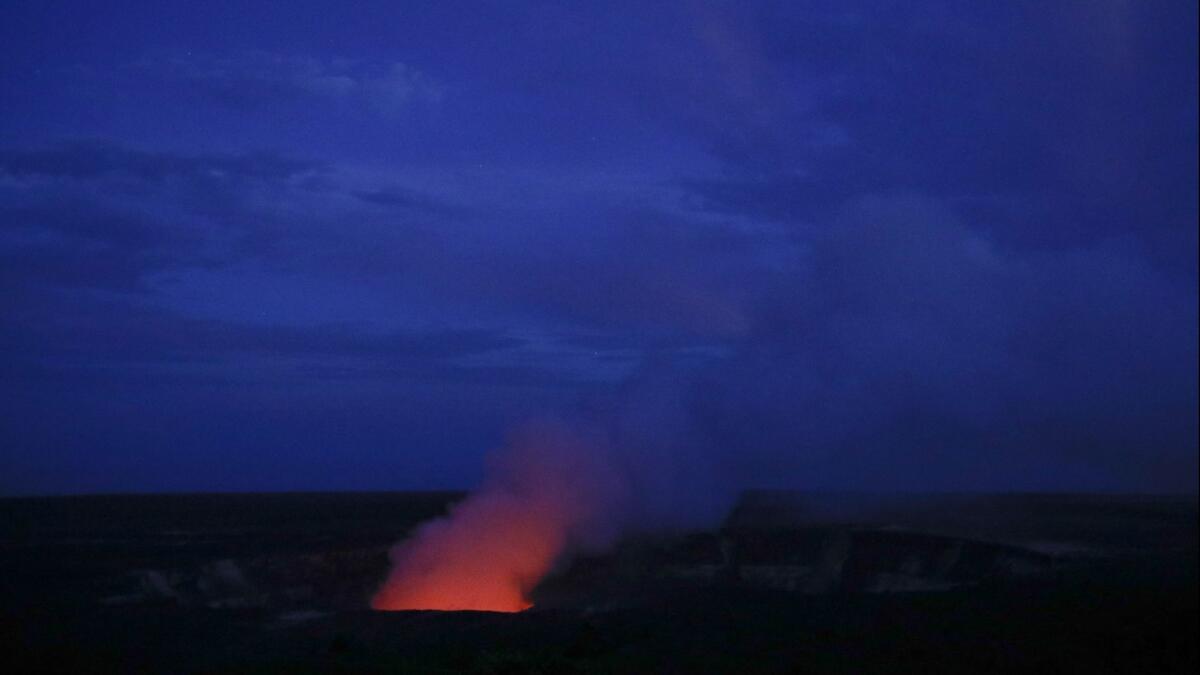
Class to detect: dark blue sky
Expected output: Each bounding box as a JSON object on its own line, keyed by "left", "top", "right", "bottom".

{"left": 1, "top": 1, "right": 1196, "bottom": 496}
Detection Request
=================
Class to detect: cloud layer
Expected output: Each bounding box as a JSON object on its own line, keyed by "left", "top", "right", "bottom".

{"left": 0, "top": 1, "right": 1194, "bottom": 495}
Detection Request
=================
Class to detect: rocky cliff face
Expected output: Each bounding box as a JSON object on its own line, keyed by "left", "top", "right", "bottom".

{"left": 102, "top": 546, "right": 391, "bottom": 610}
{"left": 9, "top": 492, "right": 1188, "bottom": 616}
{"left": 534, "top": 526, "right": 1061, "bottom": 608}
{"left": 97, "top": 525, "right": 1066, "bottom": 613}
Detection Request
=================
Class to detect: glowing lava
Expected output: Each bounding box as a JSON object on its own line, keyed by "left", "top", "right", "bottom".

{"left": 372, "top": 422, "right": 626, "bottom": 612}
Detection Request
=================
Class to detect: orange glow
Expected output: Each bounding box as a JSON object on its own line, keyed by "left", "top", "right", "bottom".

{"left": 372, "top": 422, "right": 625, "bottom": 612}
{"left": 371, "top": 491, "right": 564, "bottom": 611}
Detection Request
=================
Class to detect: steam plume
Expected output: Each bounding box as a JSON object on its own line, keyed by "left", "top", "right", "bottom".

{"left": 372, "top": 420, "right": 628, "bottom": 612}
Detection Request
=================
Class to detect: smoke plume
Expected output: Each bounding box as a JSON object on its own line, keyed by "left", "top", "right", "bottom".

{"left": 373, "top": 194, "right": 1197, "bottom": 611}
{"left": 372, "top": 420, "right": 630, "bottom": 612}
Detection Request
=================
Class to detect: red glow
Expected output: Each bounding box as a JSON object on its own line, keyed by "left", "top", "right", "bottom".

{"left": 372, "top": 422, "right": 624, "bottom": 612}
{"left": 371, "top": 491, "right": 563, "bottom": 612}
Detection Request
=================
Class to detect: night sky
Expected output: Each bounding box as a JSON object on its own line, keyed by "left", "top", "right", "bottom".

{"left": 1, "top": 1, "right": 1196, "bottom": 496}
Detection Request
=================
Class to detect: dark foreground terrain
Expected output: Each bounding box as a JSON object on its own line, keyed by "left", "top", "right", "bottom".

{"left": 1, "top": 492, "right": 1195, "bottom": 674}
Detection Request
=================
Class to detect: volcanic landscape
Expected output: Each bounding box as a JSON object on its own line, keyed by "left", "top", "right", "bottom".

{"left": 2, "top": 491, "right": 1195, "bottom": 673}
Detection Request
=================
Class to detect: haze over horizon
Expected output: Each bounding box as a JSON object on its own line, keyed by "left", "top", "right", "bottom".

{"left": 2, "top": 1, "right": 1196, "bottom": 497}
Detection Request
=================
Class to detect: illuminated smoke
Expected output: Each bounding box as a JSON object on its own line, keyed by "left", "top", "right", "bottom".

{"left": 372, "top": 420, "right": 628, "bottom": 612}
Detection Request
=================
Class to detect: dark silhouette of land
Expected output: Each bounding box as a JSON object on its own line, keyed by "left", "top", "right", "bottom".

{"left": 2, "top": 491, "right": 1195, "bottom": 673}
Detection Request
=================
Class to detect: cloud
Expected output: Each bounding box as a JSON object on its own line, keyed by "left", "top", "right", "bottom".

{"left": 0, "top": 200, "right": 200, "bottom": 292}
{"left": 672, "top": 2, "right": 1197, "bottom": 274}
{"left": 4, "top": 0, "right": 1196, "bottom": 502}
{"left": 0, "top": 283, "right": 537, "bottom": 383}
{"left": 0, "top": 141, "right": 696, "bottom": 390}
{"left": 0, "top": 142, "right": 331, "bottom": 294}
{"left": 120, "top": 52, "right": 444, "bottom": 115}
{"left": 0, "top": 141, "right": 779, "bottom": 346}
{"left": 634, "top": 0, "right": 1196, "bottom": 493}
{"left": 0, "top": 141, "right": 323, "bottom": 184}
{"left": 353, "top": 187, "right": 462, "bottom": 215}
{"left": 677, "top": 194, "right": 1197, "bottom": 492}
